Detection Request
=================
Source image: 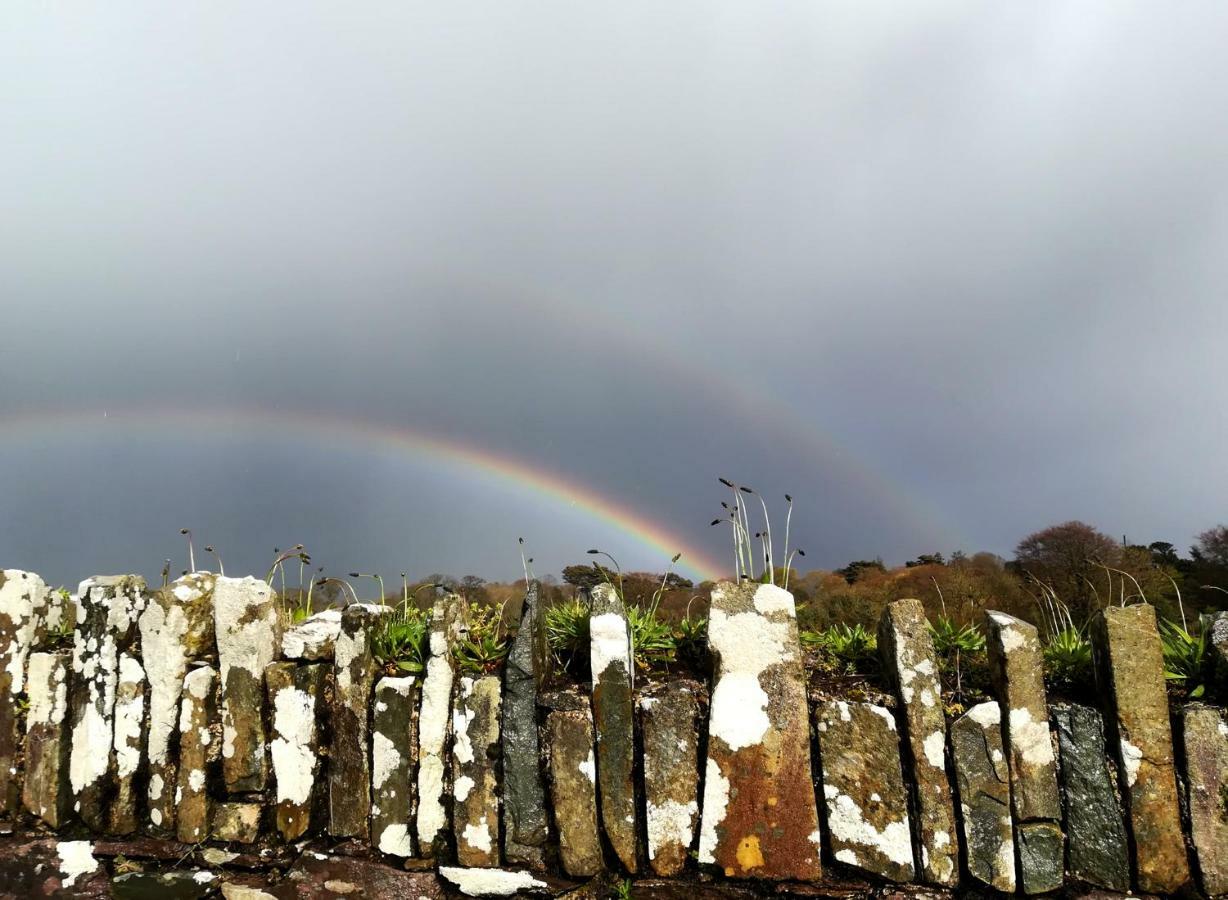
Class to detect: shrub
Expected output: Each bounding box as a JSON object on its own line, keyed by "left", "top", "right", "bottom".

{"left": 801, "top": 623, "right": 879, "bottom": 676}
{"left": 929, "top": 617, "right": 986, "bottom": 664}
{"left": 1042, "top": 626, "right": 1093, "bottom": 691}
{"left": 1159, "top": 615, "right": 1211, "bottom": 698}
{"left": 546, "top": 597, "right": 591, "bottom": 674}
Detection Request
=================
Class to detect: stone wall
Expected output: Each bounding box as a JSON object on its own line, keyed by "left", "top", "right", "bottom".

{"left": 0, "top": 567, "right": 1225, "bottom": 898}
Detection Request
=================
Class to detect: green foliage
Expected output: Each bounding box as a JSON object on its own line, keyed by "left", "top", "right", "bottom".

{"left": 801, "top": 623, "right": 879, "bottom": 676}
{"left": 372, "top": 604, "right": 429, "bottom": 675}
{"left": 453, "top": 604, "right": 510, "bottom": 675}
{"left": 1042, "top": 626, "right": 1093, "bottom": 690}
{"left": 672, "top": 612, "right": 709, "bottom": 669}
{"left": 1159, "top": 615, "right": 1210, "bottom": 698}
{"left": 626, "top": 603, "right": 676, "bottom": 670}
{"left": 929, "top": 617, "right": 986, "bottom": 660}
{"left": 546, "top": 598, "right": 591, "bottom": 672}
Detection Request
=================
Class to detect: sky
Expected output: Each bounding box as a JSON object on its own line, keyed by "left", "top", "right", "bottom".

{"left": 2, "top": 2, "right": 1227, "bottom": 590}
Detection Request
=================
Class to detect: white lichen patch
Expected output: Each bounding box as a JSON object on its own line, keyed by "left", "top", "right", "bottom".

{"left": 825, "top": 790, "right": 914, "bottom": 869}
{"left": 138, "top": 586, "right": 198, "bottom": 767}
{"left": 270, "top": 686, "right": 317, "bottom": 806}
{"left": 69, "top": 704, "right": 111, "bottom": 794}
{"left": 706, "top": 597, "right": 793, "bottom": 751}
{"left": 646, "top": 798, "right": 697, "bottom": 860}
{"left": 967, "top": 701, "right": 1001, "bottom": 728}
{"left": 578, "top": 749, "right": 596, "bottom": 784}
{"left": 281, "top": 608, "right": 342, "bottom": 660}
{"left": 589, "top": 612, "right": 631, "bottom": 680}
{"left": 1120, "top": 737, "right": 1143, "bottom": 787}
{"left": 372, "top": 731, "right": 402, "bottom": 790}
{"left": 379, "top": 823, "right": 414, "bottom": 857}
{"left": 416, "top": 612, "right": 457, "bottom": 849}
{"left": 25, "top": 652, "right": 68, "bottom": 728}
{"left": 1007, "top": 707, "right": 1054, "bottom": 766}
{"left": 439, "top": 866, "right": 548, "bottom": 897}
{"left": 697, "top": 757, "right": 730, "bottom": 864}
{"left": 462, "top": 816, "right": 494, "bottom": 853}
{"left": 1, "top": 570, "right": 50, "bottom": 694}
{"left": 113, "top": 654, "right": 146, "bottom": 777}
{"left": 454, "top": 774, "right": 475, "bottom": 801}
{"left": 923, "top": 731, "right": 946, "bottom": 769}
{"left": 752, "top": 583, "right": 795, "bottom": 616}
{"left": 56, "top": 840, "right": 98, "bottom": 887}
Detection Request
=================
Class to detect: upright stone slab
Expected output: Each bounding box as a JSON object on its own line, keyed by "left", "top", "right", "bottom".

{"left": 110, "top": 652, "right": 146, "bottom": 834}
{"left": 177, "top": 665, "right": 217, "bottom": 844}
{"left": 138, "top": 572, "right": 216, "bottom": 832}
{"left": 1051, "top": 705, "right": 1130, "bottom": 891}
{"left": 23, "top": 650, "right": 71, "bottom": 826}
{"left": 501, "top": 581, "right": 549, "bottom": 868}
{"left": 1182, "top": 704, "right": 1228, "bottom": 896}
{"left": 416, "top": 592, "right": 465, "bottom": 857}
{"left": 877, "top": 598, "right": 958, "bottom": 886}
{"left": 281, "top": 608, "right": 342, "bottom": 661}
{"left": 266, "top": 661, "right": 326, "bottom": 841}
{"left": 698, "top": 582, "right": 822, "bottom": 881}
{"left": 0, "top": 570, "right": 51, "bottom": 814}
{"left": 453, "top": 675, "right": 502, "bottom": 867}
{"left": 589, "top": 583, "right": 638, "bottom": 873}
{"left": 546, "top": 708, "right": 602, "bottom": 878}
{"left": 329, "top": 602, "right": 385, "bottom": 838}
{"left": 214, "top": 576, "right": 280, "bottom": 794}
{"left": 985, "top": 611, "right": 1063, "bottom": 894}
{"left": 950, "top": 702, "right": 1015, "bottom": 893}
{"left": 1092, "top": 603, "right": 1191, "bottom": 894}
{"left": 640, "top": 681, "right": 700, "bottom": 877}
{"left": 1211, "top": 611, "right": 1228, "bottom": 688}
{"left": 68, "top": 575, "right": 146, "bottom": 831}
{"left": 372, "top": 675, "right": 419, "bottom": 857}
{"left": 815, "top": 700, "right": 914, "bottom": 882}
{"left": 212, "top": 801, "right": 262, "bottom": 843}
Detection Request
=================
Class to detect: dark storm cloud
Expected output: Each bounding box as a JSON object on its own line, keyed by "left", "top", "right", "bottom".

{"left": 2, "top": 2, "right": 1226, "bottom": 586}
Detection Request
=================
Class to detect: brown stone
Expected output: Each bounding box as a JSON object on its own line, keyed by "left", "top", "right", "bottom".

{"left": 0, "top": 570, "right": 51, "bottom": 815}
{"left": 109, "top": 652, "right": 146, "bottom": 835}
{"left": 176, "top": 665, "right": 217, "bottom": 844}
{"left": 266, "top": 661, "right": 326, "bottom": 841}
{"left": 547, "top": 708, "right": 603, "bottom": 877}
{"left": 453, "top": 674, "right": 502, "bottom": 867}
{"left": 329, "top": 603, "right": 386, "bottom": 838}
{"left": 1181, "top": 703, "right": 1228, "bottom": 896}
{"left": 139, "top": 571, "right": 216, "bottom": 834}
{"left": 698, "top": 582, "right": 822, "bottom": 881}
{"left": 1091, "top": 603, "right": 1191, "bottom": 893}
{"left": 22, "top": 650, "right": 71, "bottom": 827}
{"left": 877, "top": 598, "right": 959, "bottom": 886}
{"left": 0, "top": 837, "right": 109, "bottom": 899}
{"left": 371, "top": 675, "right": 419, "bottom": 857}
{"left": 212, "top": 801, "right": 263, "bottom": 843}
{"left": 278, "top": 850, "right": 446, "bottom": 899}
{"left": 815, "top": 700, "right": 914, "bottom": 882}
{"left": 640, "top": 680, "right": 701, "bottom": 877}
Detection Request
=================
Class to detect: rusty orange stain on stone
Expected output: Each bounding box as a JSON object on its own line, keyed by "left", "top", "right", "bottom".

{"left": 736, "top": 835, "right": 764, "bottom": 871}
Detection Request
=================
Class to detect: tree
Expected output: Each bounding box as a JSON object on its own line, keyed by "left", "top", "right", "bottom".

{"left": 835, "top": 559, "right": 887, "bottom": 584}
{"left": 905, "top": 553, "right": 946, "bottom": 568}
{"left": 1014, "top": 521, "right": 1118, "bottom": 621}
{"left": 562, "top": 564, "right": 610, "bottom": 591}
{"left": 1192, "top": 526, "right": 1228, "bottom": 568}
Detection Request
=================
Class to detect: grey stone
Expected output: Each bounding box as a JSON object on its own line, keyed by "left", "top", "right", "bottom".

{"left": 212, "top": 801, "right": 262, "bottom": 843}
{"left": 640, "top": 680, "right": 701, "bottom": 877}
{"left": 139, "top": 572, "right": 216, "bottom": 834}
{"left": 371, "top": 675, "right": 419, "bottom": 857}
{"left": 22, "top": 650, "right": 71, "bottom": 827}
{"left": 949, "top": 701, "right": 1015, "bottom": 893}
{"left": 1051, "top": 704, "right": 1129, "bottom": 891}
{"left": 281, "top": 608, "right": 341, "bottom": 661}
{"left": 589, "top": 583, "right": 638, "bottom": 873}
{"left": 0, "top": 570, "right": 51, "bottom": 815}
{"left": 815, "top": 700, "right": 914, "bottom": 882}
{"left": 68, "top": 574, "right": 147, "bottom": 831}
{"left": 176, "top": 665, "right": 217, "bottom": 844}
{"left": 110, "top": 652, "right": 147, "bottom": 835}
{"left": 501, "top": 580, "right": 549, "bottom": 868}
{"left": 698, "top": 582, "right": 822, "bottom": 881}
{"left": 1091, "top": 603, "right": 1191, "bottom": 893}
{"left": 266, "top": 662, "right": 325, "bottom": 841}
{"left": 214, "top": 576, "right": 280, "bottom": 794}
{"left": 329, "top": 602, "right": 386, "bottom": 838}
{"left": 1211, "top": 611, "right": 1228, "bottom": 688}
{"left": 877, "top": 598, "right": 958, "bottom": 886}
{"left": 985, "top": 611, "right": 1063, "bottom": 894}
{"left": 547, "top": 708, "right": 603, "bottom": 878}
{"left": 111, "top": 870, "right": 219, "bottom": 900}
{"left": 416, "top": 592, "right": 465, "bottom": 857}
{"left": 1181, "top": 703, "right": 1228, "bottom": 896}
{"left": 453, "top": 674, "right": 502, "bottom": 867}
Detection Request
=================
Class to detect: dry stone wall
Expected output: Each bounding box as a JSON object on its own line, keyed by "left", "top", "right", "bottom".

{"left": 0, "top": 567, "right": 1226, "bottom": 899}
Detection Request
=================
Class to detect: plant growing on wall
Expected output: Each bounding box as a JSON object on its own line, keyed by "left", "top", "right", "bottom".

{"left": 711, "top": 480, "right": 803, "bottom": 588}
{"left": 373, "top": 602, "right": 430, "bottom": 675}
{"left": 1159, "top": 614, "right": 1211, "bottom": 698}
{"left": 453, "top": 602, "right": 511, "bottom": 674}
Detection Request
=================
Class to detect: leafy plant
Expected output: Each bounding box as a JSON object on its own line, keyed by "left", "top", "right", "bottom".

{"left": 546, "top": 597, "right": 591, "bottom": 672}
{"left": 1160, "top": 615, "right": 1210, "bottom": 698}
{"left": 372, "top": 604, "right": 430, "bottom": 675}
{"left": 453, "top": 603, "right": 510, "bottom": 675}
{"left": 1043, "top": 626, "right": 1093, "bottom": 690}
{"left": 672, "top": 608, "right": 709, "bottom": 669}
{"left": 801, "top": 623, "right": 879, "bottom": 676}
{"left": 929, "top": 617, "right": 986, "bottom": 663}
{"left": 626, "top": 603, "right": 676, "bottom": 670}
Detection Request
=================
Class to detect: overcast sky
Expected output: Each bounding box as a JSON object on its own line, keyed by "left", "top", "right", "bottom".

{"left": 2, "top": 2, "right": 1226, "bottom": 589}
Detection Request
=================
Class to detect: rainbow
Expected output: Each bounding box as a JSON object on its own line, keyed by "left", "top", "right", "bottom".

{"left": 0, "top": 407, "right": 728, "bottom": 582}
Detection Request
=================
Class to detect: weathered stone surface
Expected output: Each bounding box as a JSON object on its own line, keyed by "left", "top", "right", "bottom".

{"left": 68, "top": 574, "right": 147, "bottom": 831}
{"left": 266, "top": 662, "right": 325, "bottom": 841}
{"left": 371, "top": 675, "right": 418, "bottom": 857}
{"left": 1091, "top": 603, "right": 1191, "bottom": 893}
{"left": 949, "top": 702, "right": 1015, "bottom": 893}
{"left": 589, "top": 583, "right": 638, "bottom": 873}
{"left": 139, "top": 571, "right": 216, "bottom": 833}
{"left": 877, "top": 598, "right": 958, "bottom": 886}
{"left": 279, "top": 851, "right": 446, "bottom": 899}
{"left": 0, "top": 569, "right": 51, "bottom": 815}
{"left": 501, "top": 580, "right": 549, "bottom": 868}
{"left": 328, "top": 603, "right": 386, "bottom": 838}
{"left": 640, "top": 680, "right": 700, "bottom": 877}
{"left": 110, "top": 652, "right": 147, "bottom": 835}
{"left": 177, "top": 665, "right": 217, "bottom": 844}
{"left": 416, "top": 592, "right": 465, "bottom": 857}
{"left": 547, "top": 708, "right": 603, "bottom": 878}
{"left": 815, "top": 700, "right": 914, "bottom": 882}
{"left": 698, "top": 582, "right": 822, "bottom": 881}
{"left": 1182, "top": 703, "right": 1228, "bottom": 896}
{"left": 1051, "top": 705, "right": 1129, "bottom": 891}
{"left": 214, "top": 576, "right": 280, "bottom": 794}
{"left": 23, "top": 649, "right": 72, "bottom": 826}
{"left": 1211, "top": 611, "right": 1228, "bottom": 686}
{"left": 984, "top": 611, "right": 1063, "bottom": 894}
{"left": 0, "top": 838, "right": 109, "bottom": 899}
{"left": 453, "top": 674, "right": 501, "bottom": 867}
{"left": 111, "top": 869, "right": 219, "bottom": 899}
{"left": 212, "top": 801, "right": 262, "bottom": 843}
{"left": 439, "top": 866, "right": 553, "bottom": 896}
{"left": 281, "top": 608, "right": 341, "bottom": 661}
